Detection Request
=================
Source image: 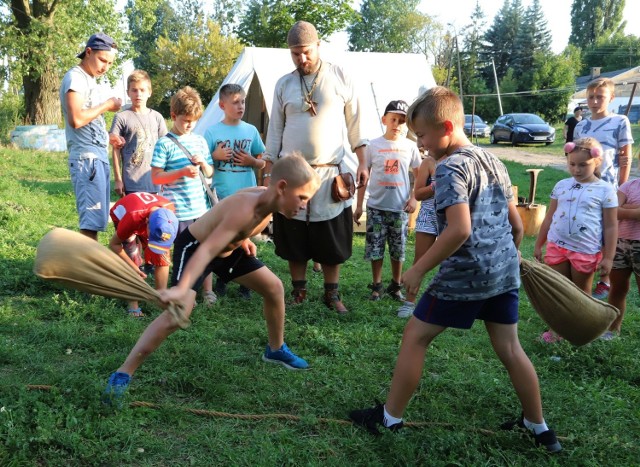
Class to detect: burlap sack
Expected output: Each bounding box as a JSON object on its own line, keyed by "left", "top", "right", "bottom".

{"left": 520, "top": 258, "right": 619, "bottom": 345}
{"left": 33, "top": 228, "right": 189, "bottom": 329}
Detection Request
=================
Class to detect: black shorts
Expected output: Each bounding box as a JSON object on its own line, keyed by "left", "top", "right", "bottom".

{"left": 171, "top": 228, "right": 263, "bottom": 290}
{"left": 272, "top": 208, "right": 353, "bottom": 265}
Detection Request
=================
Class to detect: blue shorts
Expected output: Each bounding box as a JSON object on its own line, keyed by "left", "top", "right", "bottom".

{"left": 413, "top": 289, "right": 519, "bottom": 329}
{"left": 68, "top": 157, "right": 110, "bottom": 231}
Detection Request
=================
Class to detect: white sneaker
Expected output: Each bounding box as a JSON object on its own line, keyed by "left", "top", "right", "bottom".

{"left": 396, "top": 301, "right": 415, "bottom": 318}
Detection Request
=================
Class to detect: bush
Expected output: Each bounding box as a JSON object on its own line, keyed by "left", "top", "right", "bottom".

{"left": 0, "top": 92, "right": 25, "bottom": 146}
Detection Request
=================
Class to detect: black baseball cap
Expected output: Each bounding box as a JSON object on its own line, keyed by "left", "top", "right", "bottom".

{"left": 384, "top": 100, "right": 408, "bottom": 116}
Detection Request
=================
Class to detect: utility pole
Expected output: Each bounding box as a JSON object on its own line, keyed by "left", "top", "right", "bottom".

{"left": 492, "top": 57, "right": 503, "bottom": 116}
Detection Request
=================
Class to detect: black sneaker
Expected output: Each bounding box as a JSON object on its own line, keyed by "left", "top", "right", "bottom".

{"left": 215, "top": 279, "right": 227, "bottom": 297}
{"left": 501, "top": 414, "right": 562, "bottom": 453}
{"left": 238, "top": 285, "right": 251, "bottom": 300}
{"left": 349, "top": 402, "right": 403, "bottom": 435}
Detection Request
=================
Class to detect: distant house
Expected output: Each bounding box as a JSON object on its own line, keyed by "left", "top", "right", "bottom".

{"left": 569, "top": 66, "right": 640, "bottom": 122}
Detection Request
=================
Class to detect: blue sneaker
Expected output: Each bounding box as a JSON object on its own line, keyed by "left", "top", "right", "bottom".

{"left": 262, "top": 343, "right": 309, "bottom": 370}
{"left": 102, "top": 371, "right": 131, "bottom": 408}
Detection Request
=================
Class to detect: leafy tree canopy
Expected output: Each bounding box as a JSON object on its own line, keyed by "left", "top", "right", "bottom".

{"left": 150, "top": 18, "right": 242, "bottom": 116}
{"left": 347, "top": 0, "right": 430, "bottom": 53}
{"left": 569, "top": 0, "right": 626, "bottom": 47}
{"left": 0, "top": 0, "right": 130, "bottom": 124}
{"left": 236, "top": 0, "right": 355, "bottom": 48}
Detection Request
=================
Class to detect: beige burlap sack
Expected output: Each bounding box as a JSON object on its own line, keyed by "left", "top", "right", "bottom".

{"left": 520, "top": 258, "right": 619, "bottom": 346}
{"left": 33, "top": 228, "right": 189, "bottom": 329}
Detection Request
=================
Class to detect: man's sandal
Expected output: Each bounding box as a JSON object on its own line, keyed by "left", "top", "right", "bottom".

{"left": 368, "top": 282, "right": 383, "bottom": 301}
{"left": 128, "top": 307, "right": 144, "bottom": 318}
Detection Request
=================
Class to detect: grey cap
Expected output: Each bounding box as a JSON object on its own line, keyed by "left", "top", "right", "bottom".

{"left": 287, "top": 21, "right": 319, "bottom": 48}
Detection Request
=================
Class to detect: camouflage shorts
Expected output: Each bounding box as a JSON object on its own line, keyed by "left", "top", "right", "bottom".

{"left": 613, "top": 238, "right": 640, "bottom": 275}
{"left": 364, "top": 207, "right": 408, "bottom": 261}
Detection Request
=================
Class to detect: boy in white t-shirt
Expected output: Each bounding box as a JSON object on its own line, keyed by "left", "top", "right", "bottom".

{"left": 354, "top": 100, "right": 421, "bottom": 303}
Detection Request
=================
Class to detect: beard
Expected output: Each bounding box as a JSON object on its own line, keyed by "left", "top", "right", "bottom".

{"left": 298, "top": 60, "right": 319, "bottom": 75}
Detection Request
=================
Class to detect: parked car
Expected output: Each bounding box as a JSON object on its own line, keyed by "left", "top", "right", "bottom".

{"left": 489, "top": 113, "right": 555, "bottom": 146}
{"left": 464, "top": 114, "right": 491, "bottom": 138}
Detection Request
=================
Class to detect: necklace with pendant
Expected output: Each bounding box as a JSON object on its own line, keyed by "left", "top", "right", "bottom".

{"left": 300, "top": 61, "right": 322, "bottom": 116}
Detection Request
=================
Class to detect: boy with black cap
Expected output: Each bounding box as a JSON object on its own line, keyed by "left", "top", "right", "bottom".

{"left": 354, "top": 100, "right": 421, "bottom": 304}
{"left": 60, "top": 32, "right": 123, "bottom": 241}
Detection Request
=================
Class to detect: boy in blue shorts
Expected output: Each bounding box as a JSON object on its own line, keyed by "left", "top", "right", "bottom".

{"left": 151, "top": 86, "right": 217, "bottom": 305}
{"left": 354, "top": 100, "right": 421, "bottom": 303}
{"left": 204, "top": 83, "right": 266, "bottom": 299}
{"left": 60, "top": 32, "right": 122, "bottom": 241}
{"left": 349, "top": 87, "right": 562, "bottom": 453}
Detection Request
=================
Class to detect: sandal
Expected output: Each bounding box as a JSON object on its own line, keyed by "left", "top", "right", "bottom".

{"left": 128, "top": 307, "right": 144, "bottom": 318}
{"left": 386, "top": 281, "right": 405, "bottom": 302}
{"left": 202, "top": 290, "right": 218, "bottom": 306}
{"left": 291, "top": 286, "right": 307, "bottom": 304}
{"left": 368, "top": 282, "right": 383, "bottom": 301}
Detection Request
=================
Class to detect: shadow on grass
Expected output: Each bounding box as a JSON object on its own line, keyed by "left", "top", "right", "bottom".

{"left": 0, "top": 257, "right": 62, "bottom": 298}
{"left": 18, "top": 178, "right": 73, "bottom": 197}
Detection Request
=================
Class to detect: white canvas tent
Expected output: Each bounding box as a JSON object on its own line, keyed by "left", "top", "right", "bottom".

{"left": 194, "top": 46, "right": 437, "bottom": 172}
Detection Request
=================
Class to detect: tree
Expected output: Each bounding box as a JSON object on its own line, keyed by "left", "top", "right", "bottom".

{"left": 151, "top": 18, "right": 242, "bottom": 115}
{"left": 511, "top": 0, "right": 551, "bottom": 77}
{"left": 0, "top": 0, "right": 128, "bottom": 125}
{"left": 412, "top": 19, "right": 447, "bottom": 83}
{"left": 581, "top": 34, "right": 640, "bottom": 73}
{"left": 236, "top": 0, "right": 355, "bottom": 48}
{"left": 480, "top": 0, "right": 524, "bottom": 82}
{"left": 347, "top": 0, "right": 430, "bottom": 53}
{"left": 125, "top": 0, "right": 203, "bottom": 78}
{"left": 569, "top": 0, "right": 626, "bottom": 47}
{"left": 525, "top": 52, "right": 576, "bottom": 121}
{"left": 459, "top": 1, "right": 487, "bottom": 103}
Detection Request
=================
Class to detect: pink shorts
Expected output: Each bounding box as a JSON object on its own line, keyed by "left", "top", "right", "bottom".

{"left": 544, "top": 242, "right": 602, "bottom": 274}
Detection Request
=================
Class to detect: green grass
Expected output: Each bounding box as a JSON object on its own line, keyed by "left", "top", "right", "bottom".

{"left": 1, "top": 148, "right": 639, "bottom": 465}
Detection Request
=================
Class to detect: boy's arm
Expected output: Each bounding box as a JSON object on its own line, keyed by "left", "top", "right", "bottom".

{"left": 402, "top": 203, "right": 471, "bottom": 296}
{"left": 534, "top": 198, "right": 557, "bottom": 261}
{"left": 404, "top": 167, "right": 419, "bottom": 213}
{"left": 599, "top": 206, "right": 618, "bottom": 276}
{"left": 111, "top": 146, "right": 124, "bottom": 196}
{"left": 507, "top": 201, "right": 523, "bottom": 248}
{"left": 161, "top": 212, "right": 243, "bottom": 303}
{"left": 232, "top": 148, "right": 266, "bottom": 169}
{"left": 151, "top": 165, "right": 199, "bottom": 185}
{"left": 108, "top": 231, "right": 146, "bottom": 279}
{"left": 618, "top": 143, "right": 632, "bottom": 186}
{"left": 65, "top": 91, "right": 121, "bottom": 129}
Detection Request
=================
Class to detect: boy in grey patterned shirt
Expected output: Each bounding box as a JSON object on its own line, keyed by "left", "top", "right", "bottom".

{"left": 349, "top": 87, "right": 562, "bottom": 453}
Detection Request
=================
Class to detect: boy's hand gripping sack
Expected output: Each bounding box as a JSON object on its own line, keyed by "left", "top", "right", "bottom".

{"left": 33, "top": 228, "right": 190, "bottom": 329}
{"left": 520, "top": 258, "right": 619, "bottom": 345}
{"left": 331, "top": 164, "right": 355, "bottom": 202}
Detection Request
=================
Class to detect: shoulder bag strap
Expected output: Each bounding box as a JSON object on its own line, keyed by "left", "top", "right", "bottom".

{"left": 165, "top": 133, "right": 218, "bottom": 207}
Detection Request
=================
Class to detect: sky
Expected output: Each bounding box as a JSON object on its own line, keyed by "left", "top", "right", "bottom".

{"left": 420, "top": 0, "right": 640, "bottom": 54}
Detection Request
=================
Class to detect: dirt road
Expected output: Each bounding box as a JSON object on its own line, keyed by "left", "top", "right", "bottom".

{"left": 481, "top": 145, "right": 567, "bottom": 171}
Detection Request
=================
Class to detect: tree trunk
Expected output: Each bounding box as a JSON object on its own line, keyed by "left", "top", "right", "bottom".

{"left": 23, "top": 61, "right": 62, "bottom": 126}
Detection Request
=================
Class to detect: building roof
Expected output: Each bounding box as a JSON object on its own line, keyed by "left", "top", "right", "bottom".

{"left": 573, "top": 66, "right": 640, "bottom": 98}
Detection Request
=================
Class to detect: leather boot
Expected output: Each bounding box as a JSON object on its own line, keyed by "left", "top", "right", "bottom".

{"left": 323, "top": 288, "right": 348, "bottom": 314}
{"left": 291, "top": 285, "right": 307, "bottom": 304}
